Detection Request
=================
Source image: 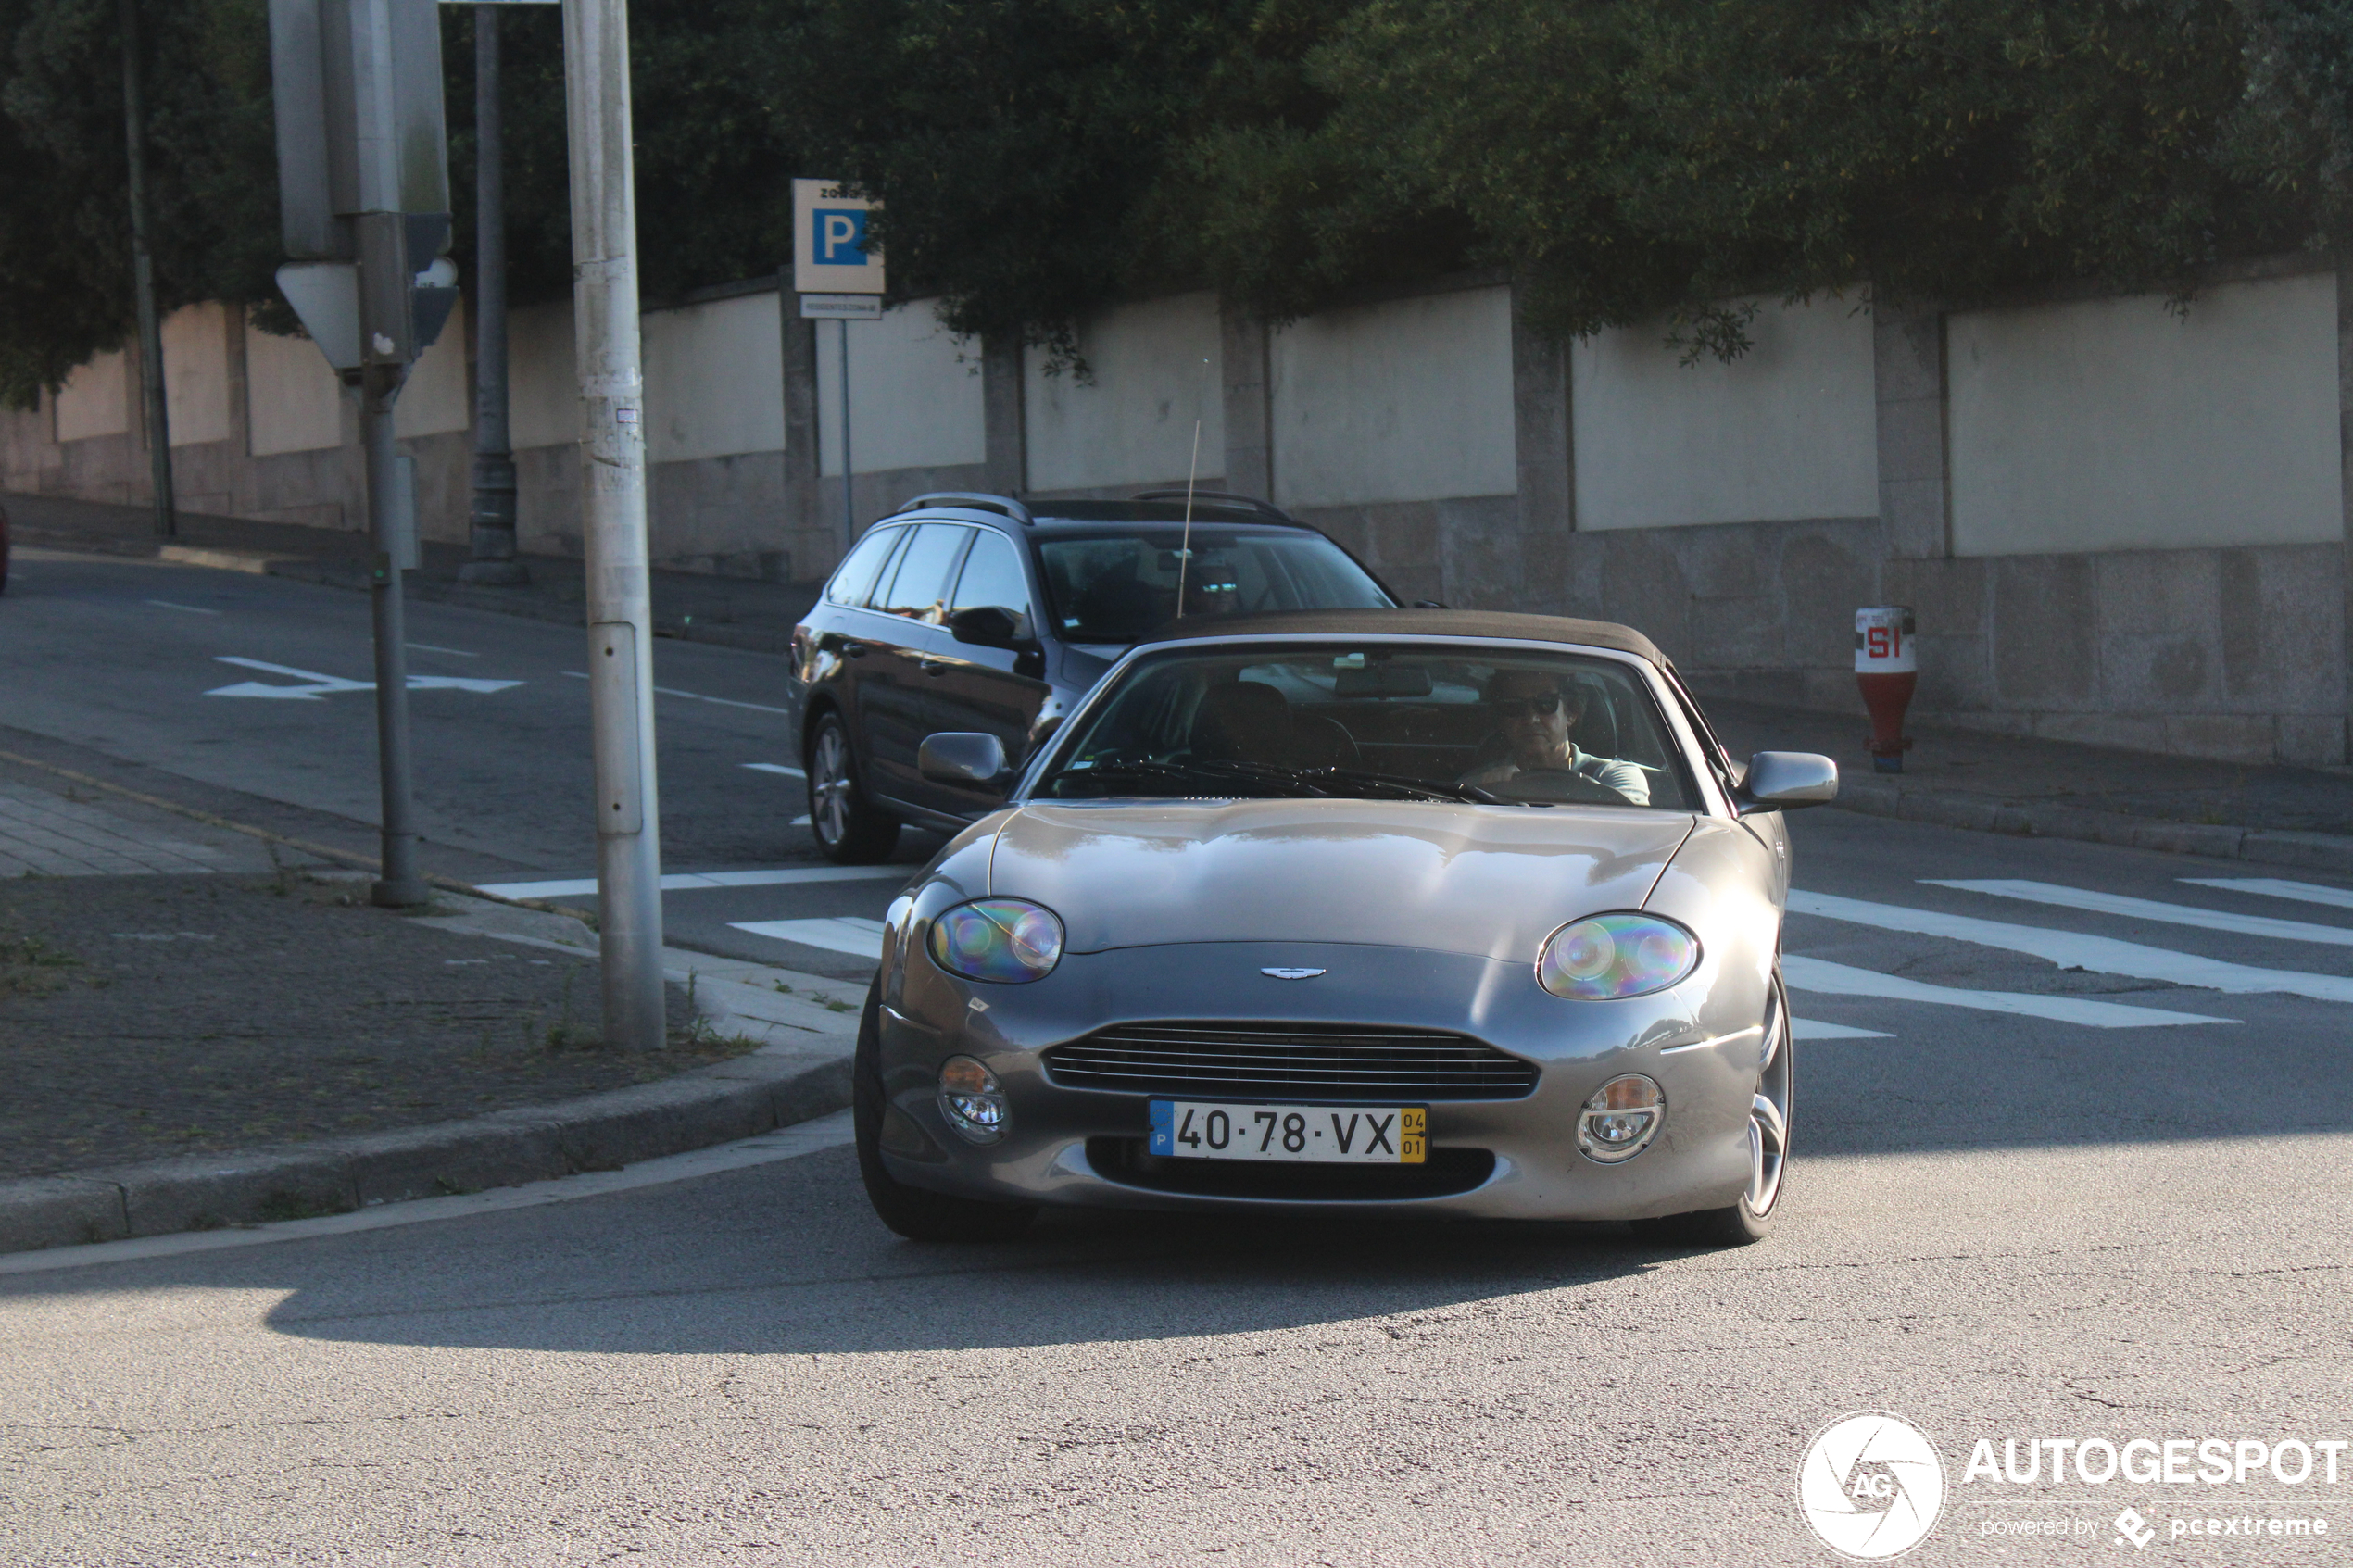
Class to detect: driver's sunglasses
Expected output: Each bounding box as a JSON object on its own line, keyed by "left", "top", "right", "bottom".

{"left": 1494, "top": 693, "right": 1564, "bottom": 720}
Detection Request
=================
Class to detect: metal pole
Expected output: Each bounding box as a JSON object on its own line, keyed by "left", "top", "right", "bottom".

{"left": 838, "top": 315, "right": 853, "bottom": 548}
{"left": 360, "top": 363, "right": 428, "bottom": 906}
{"left": 560, "top": 0, "right": 665, "bottom": 1050}
{"left": 119, "top": 0, "right": 174, "bottom": 539}
{"left": 459, "top": 4, "right": 527, "bottom": 586}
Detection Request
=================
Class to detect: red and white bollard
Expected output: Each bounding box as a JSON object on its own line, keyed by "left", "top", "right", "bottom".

{"left": 1855, "top": 605, "right": 1916, "bottom": 774}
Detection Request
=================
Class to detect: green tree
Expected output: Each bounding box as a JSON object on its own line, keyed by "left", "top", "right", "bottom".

{"left": 1215, "top": 0, "right": 2320, "bottom": 352}
{"left": 0, "top": 0, "right": 279, "bottom": 406}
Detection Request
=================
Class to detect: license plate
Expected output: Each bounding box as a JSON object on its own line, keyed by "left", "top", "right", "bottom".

{"left": 1149, "top": 1100, "right": 1427, "bottom": 1164}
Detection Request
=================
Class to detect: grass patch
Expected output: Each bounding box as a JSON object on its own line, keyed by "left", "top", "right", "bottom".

{"left": 0, "top": 934, "right": 82, "bottom": 997}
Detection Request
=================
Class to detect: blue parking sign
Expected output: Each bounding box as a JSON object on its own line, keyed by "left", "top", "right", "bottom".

{"left": 812, "top": 208, "right": 869, "bottom": 266}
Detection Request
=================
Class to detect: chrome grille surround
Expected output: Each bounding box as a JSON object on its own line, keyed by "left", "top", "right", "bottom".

{"left": 1043, "top": 1021, "right": 1537, "bottom": 1101}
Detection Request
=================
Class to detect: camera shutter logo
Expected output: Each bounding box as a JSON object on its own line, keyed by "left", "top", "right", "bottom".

{"left": 1797, "top": 1411, "right": 1946, "bottom": 1559}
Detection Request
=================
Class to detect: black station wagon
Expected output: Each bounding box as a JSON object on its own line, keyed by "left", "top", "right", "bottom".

{"left": 786, "top": 491, "right": 1401, "bottom": 861}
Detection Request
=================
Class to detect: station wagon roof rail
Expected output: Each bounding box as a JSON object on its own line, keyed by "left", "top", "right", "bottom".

{"left": 895, "top": 492, "right": 1036, "bottom": 525}
{"left": 1128, "top": 489, "right": 1303, "bottom": 526}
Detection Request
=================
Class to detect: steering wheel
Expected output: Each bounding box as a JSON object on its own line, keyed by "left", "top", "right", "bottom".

{"left": 1495, "top": 768, "right": 1635, "bottom": 806}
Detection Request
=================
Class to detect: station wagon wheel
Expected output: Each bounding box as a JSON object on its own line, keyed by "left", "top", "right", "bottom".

{"left": 1634, "top": 970, "right": 1793, "bottom": 1248}
{"left": 806, "top": 712, "right": 900, "bottom": 865}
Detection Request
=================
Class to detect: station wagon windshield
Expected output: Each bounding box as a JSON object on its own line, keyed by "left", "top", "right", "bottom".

{"left": 1036, "top": 644, "right": 1700, "bottom": 810}
{"left": 1036, "top": 531, "right": 1391, "bottom": 644}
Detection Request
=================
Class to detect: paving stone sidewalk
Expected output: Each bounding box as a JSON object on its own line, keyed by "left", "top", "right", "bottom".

{"left": 0, "top": 770, "right": 863, "bottom": 1211}
{"left": 1707, "top": 698, "right": 2353, "bottom": 860}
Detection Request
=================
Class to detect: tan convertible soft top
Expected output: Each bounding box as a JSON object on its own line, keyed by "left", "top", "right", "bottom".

{"left": 1133, "top": 608, "right": 1667, "bottom": 669}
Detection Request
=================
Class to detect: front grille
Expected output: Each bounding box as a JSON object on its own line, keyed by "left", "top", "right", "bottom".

{"left": 1044, "top": 1022, "right": 1537, "bottom": 1101}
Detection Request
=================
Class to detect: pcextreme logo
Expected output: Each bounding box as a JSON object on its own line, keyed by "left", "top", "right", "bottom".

{"left": 1798, "top": 1411, "right": 1948, "bottom": 1560}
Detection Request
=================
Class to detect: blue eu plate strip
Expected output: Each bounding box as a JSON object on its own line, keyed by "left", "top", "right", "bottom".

{"left": 1148, "top": 1099, "right": 1174, "bottom": 1156}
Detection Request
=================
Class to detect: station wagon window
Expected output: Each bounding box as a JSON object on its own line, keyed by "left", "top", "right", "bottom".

{"left": 950, "top": 531, "right": 1034, "bottom": 626}
{"left": 1037, "top": 644, "right": 1701, "bottom": 811}
{"left": 1035, "top": 529, "right": 1391, "bottom": 644}
{"left": 824, "top": 524, "right": 902, "bottom": 608}
{"left": 875, "top": 523, "right": 974, "bottom": 624}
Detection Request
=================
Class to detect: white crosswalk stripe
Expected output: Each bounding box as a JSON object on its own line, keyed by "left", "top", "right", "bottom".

{"left": 2181, "top": 877, "right": 2353, "bottom": 912}
{"left": 1791, "top": 1019, "right": 1892, "bottom": 1040}
{"left": 1781, "top": 954, "right": 2230, "bottom": 1029}
{"left": 1788, "top": 889, "right": 2353, "bottom": 1005}
{"left": 1926, "top": 879, "right": 2353, "bottom": 947}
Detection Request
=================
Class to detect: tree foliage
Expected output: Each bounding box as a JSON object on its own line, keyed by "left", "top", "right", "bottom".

{"left": 4, "top": 0, "right": 2350, "bottom": 406}
{"left": 0, "top": 0, "right": 279, "bottom": 406}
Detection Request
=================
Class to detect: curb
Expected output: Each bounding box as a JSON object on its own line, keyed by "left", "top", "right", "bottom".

{"left": 0, "top": 1044, "right": 854, "bottom": 1256}
{"left": 1831, "top": 776, "right": 2353, "bottom": 873}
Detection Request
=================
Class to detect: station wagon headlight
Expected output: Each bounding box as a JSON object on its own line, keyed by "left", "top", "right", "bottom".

{"left": 1536, "top": 914, "right": 1699, "bottom": 1000}
{"left": 928, "top": 897, "right": 1064, "bottom": 983}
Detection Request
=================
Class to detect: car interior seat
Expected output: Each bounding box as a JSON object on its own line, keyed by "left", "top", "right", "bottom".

{"left": 1192, "top": 681, "right": 1360, "bottom": 771}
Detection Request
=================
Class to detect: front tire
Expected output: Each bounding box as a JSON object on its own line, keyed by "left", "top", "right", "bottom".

{"left": 806, "top": 710, "right": 900, "bottom": 865}
{"left": 1634, "top": 972, "right": 1793, "bottom": 1248}
{"left": 853, "top": 982, "right": 1035, "bottom": 1243}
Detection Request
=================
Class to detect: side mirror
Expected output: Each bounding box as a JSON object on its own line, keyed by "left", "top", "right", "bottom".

{"left": 949, "top": 605, "right": 1028, "bottom": 649}
{"left": 1738, "top": 751, "right": 1838, "bottom": 814}
{"left": 919, "top": 732, "right": 1009, "bottom": 786}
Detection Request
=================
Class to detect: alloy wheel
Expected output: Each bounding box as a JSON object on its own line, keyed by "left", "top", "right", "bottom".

{"left": 1747, "top": 979, "right": 1793, "bottom": 1217}
{"left": 811, "top": 723, "right": 854, "bottom": 848}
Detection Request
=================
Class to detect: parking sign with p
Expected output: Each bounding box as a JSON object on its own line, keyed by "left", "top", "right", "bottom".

{"left": 793, "top": 179, "right": 884, "bottom": 295}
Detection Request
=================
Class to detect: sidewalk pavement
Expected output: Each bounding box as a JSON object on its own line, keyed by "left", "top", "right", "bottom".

{"left": 0, "top": 763, "right": 865, "bottom": 1256}
{"left": 2, "top": 490, "right": 818, "bottom": 655}
{"left": 1707, "top": 699, "right": 2353, "bottom": 872}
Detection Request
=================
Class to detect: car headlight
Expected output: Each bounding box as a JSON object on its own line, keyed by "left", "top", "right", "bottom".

{"left": 937, "top": 1055, "right": 1009, "bottom": 1143}
{"left": 1536, "top": 913, "right": 1699, "bottom": 1000}
{"left": 1578, "top": 1073, "right": 1665, "bottom": 1163}
{"left": 927, "top": 897, "right": 1064, "bottom": 983}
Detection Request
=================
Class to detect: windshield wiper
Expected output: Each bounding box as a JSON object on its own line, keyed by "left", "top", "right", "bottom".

{"left": 1049, "top": 759, "right": 1322, "bottom": 797}
{"left": 1133, "top": 759, "right": 1506, "bottom": 805}
{"left": 1296, "top": 767, "right": 1508, "bottom": 805}
{"left": 1051, "top": 759, "right": 1508, "bottom": 805}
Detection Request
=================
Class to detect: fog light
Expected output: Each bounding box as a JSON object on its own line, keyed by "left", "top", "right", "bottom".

{"left": 1578, "top": 1073, "right": 1664, "bottom": 1163}
{"left": 937, "top": 1055, "right": 1009, "bottom": 1145}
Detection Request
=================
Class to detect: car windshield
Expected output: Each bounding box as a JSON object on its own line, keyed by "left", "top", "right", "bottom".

{"left": 1034, "top": 644, "right": 1701, "bottom": 810}
{"left": 1035, "top": 529, "right": 1392, "bottom": 644}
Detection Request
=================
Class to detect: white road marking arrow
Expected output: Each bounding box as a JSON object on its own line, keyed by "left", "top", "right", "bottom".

{"left": 205, "top": 656, "right": 522, "bottom": 699}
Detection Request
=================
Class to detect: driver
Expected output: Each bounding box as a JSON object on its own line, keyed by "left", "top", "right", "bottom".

{"left": 1458, "top": 668, "right": 1650, "bottom": 805}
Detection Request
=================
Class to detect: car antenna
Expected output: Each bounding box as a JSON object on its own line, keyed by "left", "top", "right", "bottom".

{"left": 1174, "top": 413, "right": 1202, "bottom": 619}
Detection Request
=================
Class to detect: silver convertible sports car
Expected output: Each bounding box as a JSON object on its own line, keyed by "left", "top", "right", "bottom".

{"left": 855, "top": 609, "right": 1839, "bottom": 1247}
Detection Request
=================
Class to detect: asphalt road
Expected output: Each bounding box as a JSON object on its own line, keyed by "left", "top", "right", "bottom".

{"left": 4, "top": 549, "right": 2351, "bottom": 1563}
{"left": 0, "top": 548, "right": 939, "bottom": 972}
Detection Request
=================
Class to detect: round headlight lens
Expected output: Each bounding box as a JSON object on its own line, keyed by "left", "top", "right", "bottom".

{"left": 1578, "top": 1073, "right": 1665, "bottom": 1163}
{"left": 927, "top": 898, "right": 1064, "bottom": 983}
{"left": 937, "top": 1054, "right": 1009, "bottom": 1144}
{"left": 1536, "top": 914, "right": 1698, "bottom": 1000}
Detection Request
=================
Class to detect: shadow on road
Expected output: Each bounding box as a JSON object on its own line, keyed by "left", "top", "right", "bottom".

{"left": 40, "top": 1148, "right": 1681, "bottom": 1357}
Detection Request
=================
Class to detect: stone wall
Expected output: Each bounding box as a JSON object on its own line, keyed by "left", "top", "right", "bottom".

{"left": 4, "top": 260, "right": 2348, "bottom": 766}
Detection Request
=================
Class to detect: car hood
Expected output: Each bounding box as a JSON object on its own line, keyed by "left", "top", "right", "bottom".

{"left": 988, "top": 799, "right": 1696, "bottom": 960}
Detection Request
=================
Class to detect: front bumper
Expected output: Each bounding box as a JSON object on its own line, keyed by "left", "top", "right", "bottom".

{"left": 875, "top": 939, "right": 1768, "bottom": 1222}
